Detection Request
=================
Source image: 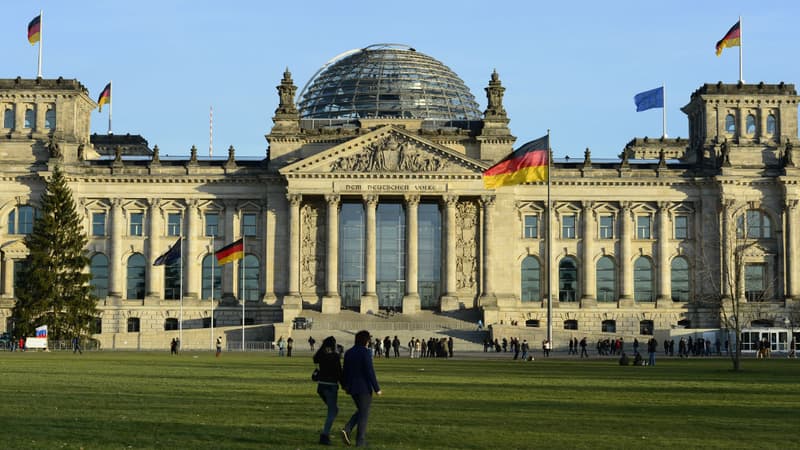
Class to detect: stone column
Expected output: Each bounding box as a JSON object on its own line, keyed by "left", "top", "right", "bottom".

{"left": 786, "top": 200, "right": 800, "bottom": 300}
{"left": 720, "top": 200, "right": 733, "bottom": 300}
{"left": 403, "top": 194, "right": 421, "bottom": 314}
{"left": 479, "top": 195, "right": 497, "bottom": 306}
{"left": 146, "top": 198, "right": 162, "bottom": 300}
{"left": 440, "top": 195, "right": 459, "bottom": 311}
{"left": 618, "top": 202, "right": 633, "bottom": 306}
{"left": 322, "top": 194, "right": 341, "bottom": 313}
{"left": 221, "top": 200, "right": 237, "bottom": 303}
{"left": 581, "top": 201, "right": 596, "bottom": 307}
{"left": 185, "top": 200, "right": 200, "bottom": 301}
{"left": 2, "top": 258, "right": 14, "bottom": 297}
{"left": 656, "top": 202, "right": 671, "bottom": 307}
{"left": 281, "top": 193, "right": 303, "bottom": 320}
{"left": 361, "top": 195, "right": 379, "bottom": 314}
{"left": 262, "top": 199, "right": 276, "bottom": 303}
{"left": 109, "top": 198, "right": 124, "bottom": 299}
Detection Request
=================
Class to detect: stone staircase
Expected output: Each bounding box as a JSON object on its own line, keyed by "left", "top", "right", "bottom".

{"left": 283, "top": 309, "right": 489, "bottom": 354}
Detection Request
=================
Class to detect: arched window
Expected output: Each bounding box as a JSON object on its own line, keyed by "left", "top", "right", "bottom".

{"left": 89, "top": 253, "right": 109, "bottom": 298}
{"left": 737, "top": 210, "right": 772, "bottom": 238}
{"left": 725, "top": 114, "right": 736, "bottom": 134}
{"left": 746, "top": 114, "right": 756, "bottom": 134}
{"left": 671, "top": 256, "right": 690, "bottom": 302}
{"left": 596, "top": 256, "right": 616, "bottom": 302}
{"left": 639, "top": 320, "right": 654, "bottom": 335}
{"left": 767, "top": 114, "right": 777, "bottom": 135}
{"left": 558, "top": 257, "right": 578, "bottom": 302}
{"left": 164, "top": 259, "right": 181, "bottom": 300}
{"left": 127, "top": 317, "right": 140, "bottom": 332}
{"left": 602, "top": 320, "right": 616, "bottom": 333}
{"left": 238, "top": 254, "right": 260, "bottom": 301}
{"left": 164, "top": 318, "right": 179, "bottom": 331}
{"left": 8, "top": 205, "right": 35, "bottom": 235}
{"left": 202, "top": 254, "right": 222, "bottom": 300}
{"left": 633, "top": 257, "right": 654, "bottom": 302}
{"left": 521, "top": 256, "right": 541, "bottom": 302}
{"left": 564, "top": 319, "right": 578, "bottom": 330}
{"left": 3, "top": 107, "right": 13, "bottom": 129}
{"left": 44, "top": 108, "right": 56, "bottom": 130}
{"left": 126, "top": 254, "right": 146, "bottom": 299}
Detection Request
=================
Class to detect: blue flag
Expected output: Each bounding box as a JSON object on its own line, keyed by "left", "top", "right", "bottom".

{"left": 634, "top": 87, "right": 664, "bottom": 112}
{"left": 154, "top": 238, "right": 182, "bottom": 266}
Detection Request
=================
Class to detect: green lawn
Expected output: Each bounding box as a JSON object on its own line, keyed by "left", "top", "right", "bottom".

{"left": 0, "top": 351, "right": 796, "bottom": 449}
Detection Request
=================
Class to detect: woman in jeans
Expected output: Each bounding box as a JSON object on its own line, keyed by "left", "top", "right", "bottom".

{"left": 313, "top": 336, "right": 343, "bottom": 445}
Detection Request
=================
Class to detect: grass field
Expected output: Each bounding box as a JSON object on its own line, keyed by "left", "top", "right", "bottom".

{"left": 0, "top": 350, "right": 797, "bottom": 449}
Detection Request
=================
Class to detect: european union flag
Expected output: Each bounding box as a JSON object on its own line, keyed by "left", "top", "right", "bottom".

{"left": 154, "top": 238, "right": 182, "bottom": 266}
{"left": 634, "top": 87, "right": 664, "bottom": 112}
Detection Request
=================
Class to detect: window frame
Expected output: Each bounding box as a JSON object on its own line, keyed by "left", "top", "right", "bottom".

{"left": 636, "top": 215, "right": 652, "bottom": 240}
{"left": 44, "top": 107, "right": 56, "bottom": 130}
{"left": 129, "top": 212, "right": 144, "bottom": 236}
{"left": 3, "top": 107, "right": 14, "bottom": 129}
{"left": 24, "top": 108, "right": 35, "bottom": 129}
{"left": 674, "top": 215, "right": 689, "bottom": 240}
{"left": 167, "top": 212, "right": 182, "bottom": 237}
{"left": 92, "top": 212, "right": 107, "bottom": 237}
{"left": 205, "top": 212, "right": 220, "bottom": 237}
{"left": 242, "top": 213, "right": 257, "bottom": 237}
{"left": 523, "top": 214, "right": 539, "bottom": 239}
{"left": 599, "top": 215, "right": 614, "bottom": 239}
{"left": 561, "top": 214, "right": 576, "bottom": 239}
{"left": 725, "top": 113, "right": 736, "bottom": 134}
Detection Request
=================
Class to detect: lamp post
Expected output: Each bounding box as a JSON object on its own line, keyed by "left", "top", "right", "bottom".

{"left": 785, "top": 317, "right": 796, "bottom": 358}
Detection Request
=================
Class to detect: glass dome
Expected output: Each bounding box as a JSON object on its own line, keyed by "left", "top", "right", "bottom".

{"left": 298, "top": 44, "right": 482, "bottom": 121}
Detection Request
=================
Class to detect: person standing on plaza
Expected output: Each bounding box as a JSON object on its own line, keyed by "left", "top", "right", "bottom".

{"left": 392, "top": 336, "right": 401, "bottom": 358}
{"left": 277, "top": 336, "right": 286, "bottom": 356}
{"left": 647, "top": 337, "right": 658, "bottom": 366}
{"left": 314, "top": 336, "right": 343, "bottom": 446}
{"left": 72, "top": 336, "right": 83, "bottom": 354}
{"left": 341, "top": 330, "right": 382, "bottom": 448}
{"left": 447, "top": 337, "right": 454, "bottom": 358}
{"left": 287, "top": 337, "right": 294, "bottom": 357}
{"left": 309, "top": 336, "right": 316, "bottom": 352}
{"left": 579, "top": 336, "right": 588, "bottom": 358}
{"left": 215, "top": 336, "right": 223, "bottom": 357}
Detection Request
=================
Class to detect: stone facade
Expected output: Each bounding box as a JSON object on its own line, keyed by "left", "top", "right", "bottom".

{"left": 1, "top": 71, "right": 799, "bottom": 349}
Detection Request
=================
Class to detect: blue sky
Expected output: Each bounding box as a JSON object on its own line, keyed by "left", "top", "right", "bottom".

{"left": 4, "top": 1, "right": 799, "bottom": 159}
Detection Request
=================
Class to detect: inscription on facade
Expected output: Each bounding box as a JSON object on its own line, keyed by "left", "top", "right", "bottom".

{"left": 339, "top": 184, "right": 442, "bottom": 192}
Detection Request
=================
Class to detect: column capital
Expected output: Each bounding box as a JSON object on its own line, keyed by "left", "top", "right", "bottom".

{"left": 657, "top": 201, "right": 671, "bottom": 212}
{"left": 363, "top": 194, "right": 379, "bottom": 207}
{"left": 581, "top": 200, "right": 594, "bottom": 210}
{"left": 287, "top": 193, "right": 303, "bottom": 207}
{"left": 404, "top": 194, "right": 420, "bottom": 206}
{"left": 481, "top": 195, "right": 496, "bottom": 208}
{"left": 324, "top": 193, "right": 340, "bottom": 206}
{"left": 443, "top": 194, "right": 459, "bottom": 207}
{"left": 786, "top": 199, "right": 800, "bottom": 212}
{"left": 111, "top": 197, "right": 124, "bottom": 208}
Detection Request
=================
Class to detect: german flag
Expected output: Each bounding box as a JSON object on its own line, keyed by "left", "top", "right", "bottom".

{"left": 97, "top": 83, "right": 111, "bottom": 112}
{"left": 216, "top": 238, "right": 244, "bottom": 265}
{"left": 483, "top": 135, "right": 549, "bottom": 189}
{"left": 27, "top": 14, "right": 41, "bottom": 45}
{"left": 715, "top": 20, "right": 741, "bottom": 56}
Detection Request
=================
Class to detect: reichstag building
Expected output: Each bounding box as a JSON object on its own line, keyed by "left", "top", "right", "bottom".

{"left": 1, "top": 44, "right": 798, "bottom": 349}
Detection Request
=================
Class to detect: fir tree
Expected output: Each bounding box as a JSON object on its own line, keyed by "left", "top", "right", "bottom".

{"left": 13, "top": 166, "right": 96, "bottom": 340}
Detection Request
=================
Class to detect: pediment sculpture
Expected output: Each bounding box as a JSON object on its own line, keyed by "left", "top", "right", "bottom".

{"left": 330, "top": 135, "right": 448, "bottom": 173}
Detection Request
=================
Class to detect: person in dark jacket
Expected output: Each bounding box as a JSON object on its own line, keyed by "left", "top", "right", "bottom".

{"left": 313, "top": 336, "right": 343, "bottom": 445}
{"left": 341, "top": 330, "right": 382, "bottom": 447}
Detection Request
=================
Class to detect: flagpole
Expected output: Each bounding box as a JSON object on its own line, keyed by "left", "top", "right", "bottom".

{"left": 241, "top": 235, "right": 246, "bottom": 352}
{"left": 210, "top": 236, "right": 215, "bottom": 351}
{"left": 738, "top": 16, "right": 743, "bottom": 83}
{"left": 179, "top": 237, "right": 183, "bottom": 351}
{"left": 546, "top": 129, "right": 553, "bottom": 346}
{"left": 108, "top": 81, "right": 113, "bottom": 135}
{"left": 37, "top": 10, "right": 43, "bottom": 78}
{"left": 662, "top": 83, "right": 667, "bottom": 138}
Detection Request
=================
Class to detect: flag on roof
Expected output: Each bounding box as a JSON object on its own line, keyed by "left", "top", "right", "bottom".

{"left": 97, "top": 82, "right": 111, "bottom": 112}
{"left": 716, "top": 20, "right": 741, "bottom": 56}
{"left": 27, "top": 14, "right": 41, "bottom": 45}
{"left": 154, "top": 238, "right": 182, "bottom": 266}
{"left": 483, "top": 135, "right": 549, "bottom": 189}
{"left": 634, "top": 86, "right": 664, "bottom": 112}
{"left": 216, "top": 238, "right": 244, "bottom": 265}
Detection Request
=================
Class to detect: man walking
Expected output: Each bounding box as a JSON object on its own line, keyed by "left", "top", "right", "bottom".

{"left": 341, "top": 330, "right": 382, "bottom": 447}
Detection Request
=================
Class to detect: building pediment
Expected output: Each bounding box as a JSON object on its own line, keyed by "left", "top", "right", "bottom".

{"left": 280, "top": 126, "right": 488, "bottom": 177}
{"left": 1, "top": 239, "right": 28, "bottom": 258}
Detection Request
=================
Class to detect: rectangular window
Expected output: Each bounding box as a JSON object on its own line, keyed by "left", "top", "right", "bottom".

{"left": 205, "top": 213, "right": 220, "bottom": 237}
{"left": 167, "top": 213, "right": 182, "bottom": 237}
{"left": 523, "top": 215, "right": 538, "bottom": 239}
{"left": 242, "top": 213, "right": 257, "bottom": 237}
{"left": 674, "top": 216, "right": 688, "bottom": 240}
{"left": 599, "top": 215, "right": 614, "bottom": 239}
{"left": 24, "top": 108, "right": 35, "bottom": 129}
{"left": 129, "top": 212, "right": 144, "bottom": 236}
{"left": 637, "top": 216, "right": 651, "bottom": 239}
{"left": 3, "top": 107, "right": 14, "bottom": 129}
{"left": 561, "top": 215, "right": 576, "bottom": 239}
{"left": 92, "top": 212, "right": 106, "bottom": 236}
{"left": 44, "top": 108, "right": 56, "bottom": 130}
{"left": 745, "top": 264, "right": 765, "bottom": 302}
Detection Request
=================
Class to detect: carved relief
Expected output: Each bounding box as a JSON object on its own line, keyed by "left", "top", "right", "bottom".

{"left": 300, "top": 200, "right": 326, "bottom": 294}
{"left": 330, "top": 134, "right": 447, "bottom": 172}
{"left": 455, "top": 200, "right": 478, "bottom": 290}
